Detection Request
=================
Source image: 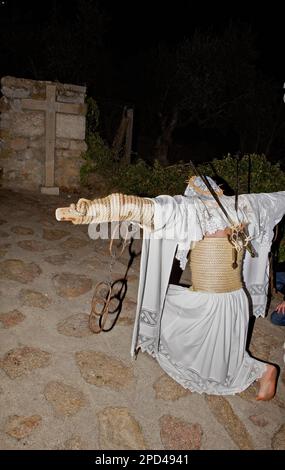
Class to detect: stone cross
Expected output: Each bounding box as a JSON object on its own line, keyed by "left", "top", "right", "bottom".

{"left": 22, "top": 84, "right": 86, "bottom": 195}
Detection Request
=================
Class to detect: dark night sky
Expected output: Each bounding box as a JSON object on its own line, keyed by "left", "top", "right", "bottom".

{"left": 0, "top": 0, "right": 284, "bottom": 82}
{"left": 105, "top": 1, "right": 284, "bottom": 81}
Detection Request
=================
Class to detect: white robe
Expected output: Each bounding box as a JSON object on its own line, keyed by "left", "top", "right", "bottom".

{"left": 131, "top": 191, "right": 285, "bottom": 395}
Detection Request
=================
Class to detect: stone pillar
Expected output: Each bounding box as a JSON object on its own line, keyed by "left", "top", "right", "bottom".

{"left": 0, "top": 76, "right": 87, "bottom": 193}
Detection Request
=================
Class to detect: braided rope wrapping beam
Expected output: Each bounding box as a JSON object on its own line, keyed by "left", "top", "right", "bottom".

{"left": 56, "top": 193, "right": 154, "bottom": 333}
{"left": 55, "top": 193, "right": 154, "bottom": 229}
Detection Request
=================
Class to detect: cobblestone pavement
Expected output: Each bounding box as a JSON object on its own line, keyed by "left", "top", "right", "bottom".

{"left": 0, "top": 189, "right": 284, "bottom": 450}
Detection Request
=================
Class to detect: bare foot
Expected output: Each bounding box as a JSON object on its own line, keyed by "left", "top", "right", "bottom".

{"left": 256, "top": 364, "right": 278, "bottom": 401}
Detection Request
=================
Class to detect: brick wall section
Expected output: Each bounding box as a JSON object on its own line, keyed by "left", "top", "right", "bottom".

{"left": 0, "top": 76, "right": 87, "bottom": 191}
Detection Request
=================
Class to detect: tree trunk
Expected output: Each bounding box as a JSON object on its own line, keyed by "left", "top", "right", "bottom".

{"left": 154, "top": 110, "right": 178, "bottom": 165}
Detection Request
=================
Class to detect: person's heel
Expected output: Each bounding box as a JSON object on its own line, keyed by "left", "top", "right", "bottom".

{"left": 256, "top": 363, "right": 279, "bottom": 401}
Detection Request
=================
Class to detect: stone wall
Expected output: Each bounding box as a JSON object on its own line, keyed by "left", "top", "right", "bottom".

{"left": 0, "top": 76, "right": 87, "bottom": 192}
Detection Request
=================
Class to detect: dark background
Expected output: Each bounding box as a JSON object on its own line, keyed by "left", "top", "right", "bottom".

{"left": 1, "top": 0, "right": 284, "bottom": 165}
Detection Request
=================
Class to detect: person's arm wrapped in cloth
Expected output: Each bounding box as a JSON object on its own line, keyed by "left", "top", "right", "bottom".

{"left": 55, "top": 193, "right": 154, "bottom": 229}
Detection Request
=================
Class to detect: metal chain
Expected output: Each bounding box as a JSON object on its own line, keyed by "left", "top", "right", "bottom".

{"left": 89, "top": 223, "right": 134, "bottom": 334}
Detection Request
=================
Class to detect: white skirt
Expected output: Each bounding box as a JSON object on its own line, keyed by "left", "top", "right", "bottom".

{"left": 154, "top": 285, "right": 266, "bottom": 395}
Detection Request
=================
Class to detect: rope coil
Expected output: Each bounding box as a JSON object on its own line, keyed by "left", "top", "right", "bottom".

{"left": 190, "top": 238, "right": 244, "bottom": 293}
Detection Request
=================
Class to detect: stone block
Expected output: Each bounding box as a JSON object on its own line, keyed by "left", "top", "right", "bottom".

{"left": 0, "top": 148, "right": 12, "bottom": 160}
{"left": 41, "top": 186, "right": 59, "bottom": 195}
{"left": 60, "top": 149, "right": 84, "bottom": 158}
{"left": 57, "top": 92, "right": 85, "bottom": 104}
{"left": 69, "top": 140, "right": 87, "bottom": 151}
{"left": 12, "top": 111, "right": 44, "bottom": 137}
{"left": 2, "top": 86, "right": 30, "bottom": 99}
{"left": 0, "top": 96, "right": 10, "bottom": 112}
{"left": 29, "top": 137, "right": 44, "bottom": 149}
{"left": 56, "top": 114, "right": 86, "bottom": 140}
{"left": 21, "top": 148, "right": 38, "bottom": 160}
{"left": 0, "top": 129, "right": 11, "bottom": 140}
{"left": 1, "top": 76, "right": 45, "bottom": 99}
{"left": 56, "top": 138, "right": 70, "bottom": 149}
{"left": 55, "top": 162, "right": 82, "bottom": 188}
{"left": 10, "top": 99, "right": 22, "bottom": 112}
{"left": 58, "top": 83, "right": 86, "bottom": 103}
{"left": 0, "top": 113, "right": 11, "bottom": 130}
{"left": 9, "top": 137, "right": 29, "bottom": 151}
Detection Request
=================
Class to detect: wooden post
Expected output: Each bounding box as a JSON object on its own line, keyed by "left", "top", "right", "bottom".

{"left": 112, "top": 106, "right": 128, "bottom": 161}
{"left": 124, "top": 108, "right": 133, "bottom": 165}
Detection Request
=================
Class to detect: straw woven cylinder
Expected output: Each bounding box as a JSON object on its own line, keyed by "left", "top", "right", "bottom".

{"left": 190, "top": 238, "right": 243, "bottom": 293}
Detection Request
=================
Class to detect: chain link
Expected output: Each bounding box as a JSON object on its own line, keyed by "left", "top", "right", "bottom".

{"left": 89, "top": 223, "right": 135, "bottom": 333}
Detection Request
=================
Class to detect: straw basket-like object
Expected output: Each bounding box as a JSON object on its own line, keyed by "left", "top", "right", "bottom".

{"left": 190, "top": 238, "right": 243, "bottom": 293}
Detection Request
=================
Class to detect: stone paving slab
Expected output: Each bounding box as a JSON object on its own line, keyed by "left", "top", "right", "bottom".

{"left": 0, "top": 189, "right": 284, "bottom": 450}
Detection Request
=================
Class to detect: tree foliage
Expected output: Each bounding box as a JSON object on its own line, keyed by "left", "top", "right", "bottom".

{"left": 125, "top": 23, "right": 284, "bottom": 164}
